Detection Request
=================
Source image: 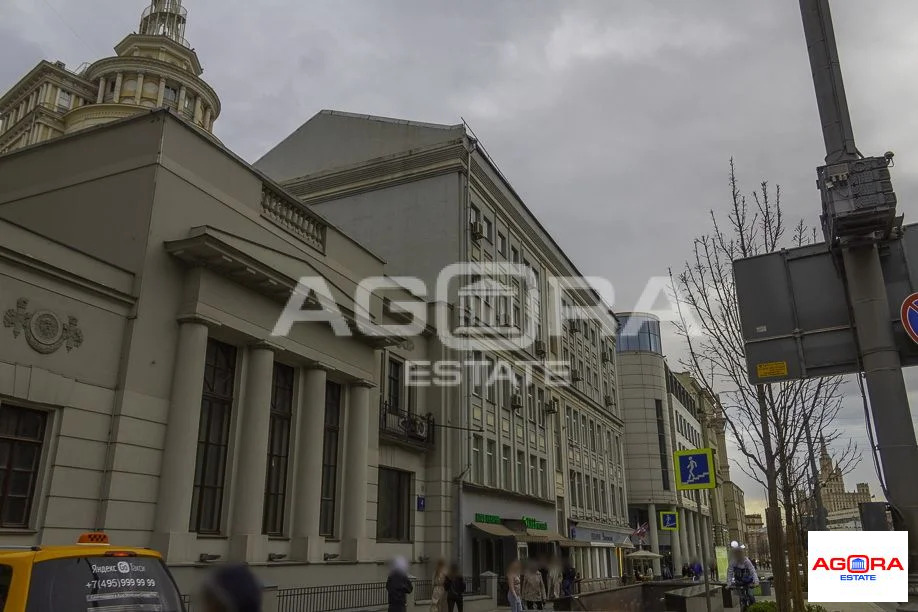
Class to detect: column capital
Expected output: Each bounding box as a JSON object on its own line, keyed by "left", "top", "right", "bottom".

{"left": 306, "top": 362, "right": 332, "bottom": 373}
{"left": 248, "top": 339, "right": 283, "bottom": 353}
{"left": 176, "top": 313, "right": 222, "bottom": 328}
{"left": 350, "top": 379, "right": 375, "bottom": 389}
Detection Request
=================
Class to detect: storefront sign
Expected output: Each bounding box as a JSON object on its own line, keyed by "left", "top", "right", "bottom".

{"left": 590, "top": 531, "right": 617, "bottom": 542}
{"left": 475, "top": 513, "right": 501, "bottom": 524}
{"left": 523, "top": 516, "right": 547, "bottom": 530}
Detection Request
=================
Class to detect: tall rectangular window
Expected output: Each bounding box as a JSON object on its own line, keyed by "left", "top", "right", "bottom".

{"left": 569, "top": 470, "right": 578, "bottom": 507}
{"left": 319, "top": 382, "right": 341, "bottom": 537}
{"left": 516, "top": 451, "right": 526, "bottom": 494}
{"left": 502, "top": 445, "right": 512, "bottom": 488}
{"left": 472, "top": 435, "right": 483, "bottom": 484}
{"left": 387, "top": 359, "right": 403, "bottom": 411}
{"left": 486, "top": 439, "right": 497, "bottom": 487}
{"left": 655, "top": 399, "right": 670, "bottom": 490}
{"left": 529, "top": 454, "right": 537, "bottom": 497}
{"left": 0, "top": 404, "right": 47, "bottom": 528}
{"left": 191, "top": 339, "right": 237, "bottom": 534}
{"left": 539, "top": 459, "right": 547, "bottom": 500}
{"left": 377, "top": 468, "right": 411, "bottom": 541}
{"left": 263, "top": 363, "right": 293, "bottom": 536}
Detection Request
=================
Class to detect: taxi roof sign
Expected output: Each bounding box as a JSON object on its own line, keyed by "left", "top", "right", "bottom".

{"left": 77, "top": 532, "right": 109, "bottom": 544}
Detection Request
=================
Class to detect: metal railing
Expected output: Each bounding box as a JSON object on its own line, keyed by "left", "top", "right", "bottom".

{"left": 277, "top": 582, "right": 387, "bottom": 612}
{"left": 379, "top": 403, "right": 435, "bottom": 448}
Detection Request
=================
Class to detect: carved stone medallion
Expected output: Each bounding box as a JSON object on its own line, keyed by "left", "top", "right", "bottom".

{"left": 3, "top": 298, "right": 83, "bottom": 354}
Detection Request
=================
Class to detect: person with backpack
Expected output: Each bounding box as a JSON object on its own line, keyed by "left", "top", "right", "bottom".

{"left": 200, "top": 564, "right": 263, "bottom": 612}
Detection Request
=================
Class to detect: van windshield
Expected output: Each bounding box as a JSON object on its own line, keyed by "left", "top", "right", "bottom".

{"left": 25, "top": 555, "right": 184, "bottom": 612}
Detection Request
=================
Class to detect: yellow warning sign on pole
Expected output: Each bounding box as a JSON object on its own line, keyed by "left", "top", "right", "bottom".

{"left": 755, "top": 361, "right": 788, "bottom": 379}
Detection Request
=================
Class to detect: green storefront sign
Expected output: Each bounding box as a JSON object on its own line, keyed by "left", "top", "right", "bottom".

{"left": 475, "top": 513, "right": 501, "bottom": 524}
{"left": 523, "top": 516, "right": 547, "bottom": 530}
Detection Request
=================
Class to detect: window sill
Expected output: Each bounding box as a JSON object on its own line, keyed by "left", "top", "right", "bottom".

{"left": 375, "top": 539, "right": 413, "bottom": 544}
{"left": 0, "top": 528, "right": 37, "bottom": 535}
{"left": 267, "top": 536, "right": 289, "bottom": 541}
{"left": 195, "top": 534, "right": 228, "bottom": 540}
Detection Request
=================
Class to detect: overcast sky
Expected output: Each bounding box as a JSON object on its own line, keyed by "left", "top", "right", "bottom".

{"left": 4, "top": 0, "right": 918, "bottom": 515}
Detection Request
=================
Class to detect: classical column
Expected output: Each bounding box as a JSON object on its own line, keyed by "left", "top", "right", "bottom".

{"left": 178, "top": 85, "right": 187, "bottom": 112}
{"left": 156, "top": 77, "right": 166, "bottom": 106}
{"left": 678, "top": 508, "right": 690, "bottom": 573}
{"left": 193, "top": 95, "right": 203, "bottom": 123}
{"left": 203, "top": 106, "right": 212, "bottom": 128}
{"left": 153, "top": 315, "right": 212, "bottom": 562}
{"left": 291, "top": 366, "right": 328, "bottom": 562}
{"left": 96, "top": 77, "right": 105, "bottom": 103}
{"left": 671, "top": 507, "right": 684, "bottom": 575}
{"left": 342, "top": 381, "right": 372, "bottom": 561}
{"left": 134, "top": 72, "right": 145, "bottom": 105}
{"left": 113, "top": 72, "right": 123, "bottom": 103}
{"left": 693, "top": 513, "right": 704, "bottom": 566}
{"left": 685, "top": 509, "right": 697, "bottom": 564}
{"left": 647, "top": 503, "right": 661, "bottom": 575}
{"left": 229, "top": 342, "right": 276, "bottom": 562}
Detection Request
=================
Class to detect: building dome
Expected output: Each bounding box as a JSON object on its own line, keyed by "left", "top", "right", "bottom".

{"left": 0, "top": 1, "right": 220, "bottom": 153}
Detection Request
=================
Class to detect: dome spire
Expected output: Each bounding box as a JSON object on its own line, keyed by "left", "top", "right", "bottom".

{"left": 139, "top": 0, "right": 189, "bottom": 48}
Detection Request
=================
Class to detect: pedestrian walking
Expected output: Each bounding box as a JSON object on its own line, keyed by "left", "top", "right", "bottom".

{"left": 548, "top": 557, "right": 562, "bottom": 599}
{"left": 507, "top": 560, "right": 524, "bottom": 612}
{"left": 691, "top": 559, "right": 703, "bottom": 582}
{"left": 430, "top": 559, "right": 447, "bottom": 612}
{"left": 199, "top": 564, "right": 262, "bottom": 612}
{"left": 444, "top": 563, "right": 465, "bottom": 612}
{"left": 386, "top": 557, "right": 414, "bottom": 612}
{"left": 681, "top": 563, "right": 691, "bottom": 579}
{"left": 561, "top": 560, "right": 576, "bottom": 597}
{"left": 522, "top": 561, "right": 546, "bottom": 610}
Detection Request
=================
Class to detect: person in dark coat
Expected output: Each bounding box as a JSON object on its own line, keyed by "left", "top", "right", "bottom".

{"left": 444, "top": 563, "right": 466, "bottom": 612}
{"left": 386, "top": 556, "right": 414, "bottom": 612}
{"left": 681, "top": 563, "right": 691, "bottom": 578}
{"left": 200, "top": 564, "right": 262, "bottom": 612}
{"left": 560, "top": 561, "right": 577, "bottom": 597}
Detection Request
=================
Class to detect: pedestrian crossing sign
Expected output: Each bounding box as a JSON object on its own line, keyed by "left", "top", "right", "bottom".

{"left": 659, "top": 511, "right": 678, "bottom": 531}
{"left": 674, "top": 448, "right": 716, "bottom": 490}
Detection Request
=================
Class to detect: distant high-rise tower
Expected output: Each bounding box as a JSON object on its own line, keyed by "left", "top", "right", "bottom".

{"left": 0, "top": 0, "right": 220, "bottom": 154}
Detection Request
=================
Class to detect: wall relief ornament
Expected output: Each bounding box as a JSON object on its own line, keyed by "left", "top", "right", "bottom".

{"left": 3, "top": 298, "right": 83, "bottom": 354}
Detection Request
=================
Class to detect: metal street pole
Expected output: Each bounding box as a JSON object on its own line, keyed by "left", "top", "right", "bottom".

{"left": 798, "top": 1, "right": 918, "bottom": 607}
{"left": 697, "top": 388, "right": 714, "bottom": 612}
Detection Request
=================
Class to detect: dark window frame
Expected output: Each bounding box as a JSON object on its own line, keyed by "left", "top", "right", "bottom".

{"left": 319, "top": 381, "right": 341, "bottom": 537}
{"left": 0, "top": 404, "right": 47, "bottom": 529}
{"left": 376, "top": 467, "right": 412, "bottom": 542}
{"left": 263, "top": 362, "right": 294, "bottom": 536}
{"left": 190, "top": 339, "right": 237, "bottom": 535}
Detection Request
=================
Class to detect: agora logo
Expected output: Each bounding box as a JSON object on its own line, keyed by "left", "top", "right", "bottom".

{"left": 812, "top": 555, "right": 904, "bottom": 581}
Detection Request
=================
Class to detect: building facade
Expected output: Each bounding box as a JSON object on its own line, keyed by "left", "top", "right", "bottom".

{"left": 0, "top": 110, "right": 456, "bottom": 592}
{"left": 0, "top": 0, "right": 219, "bottom": 155}
{"left": 615, "top": 313, "right": 713, "bottom": 575}
{"left": 722, "top": 482, "right": 747, "bottom": 545}
{"left": 743, "top": 513, "right": 769, "bottom": 566}
{"left": 255, "top": 110, "right": 633, "bottom": 581}
{"left": 817, "top": 440, "right": 872, "bottom": 513}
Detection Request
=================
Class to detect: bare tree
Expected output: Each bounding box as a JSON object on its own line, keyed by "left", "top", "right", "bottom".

{"left": 669, "top": 160, "right": 859, "bottom": 610}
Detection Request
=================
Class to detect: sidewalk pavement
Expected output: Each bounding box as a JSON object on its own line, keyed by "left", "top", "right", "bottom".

{"left": 759, "top": 595, "right": 885, "bottom": 611}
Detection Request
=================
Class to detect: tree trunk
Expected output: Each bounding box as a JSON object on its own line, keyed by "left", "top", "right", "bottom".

{"left": 780, "top": 470, "right": 805, "bottom": 610}
{"left": 758, "top": 385, "right": 789, "bottom": 612}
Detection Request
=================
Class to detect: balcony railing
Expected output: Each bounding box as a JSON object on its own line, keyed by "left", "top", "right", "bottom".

{"left": 261, "top": 184, "right": 327, "bottom": 253}
{"left": 379, "top": 402, "right": 434, "bottom": 448}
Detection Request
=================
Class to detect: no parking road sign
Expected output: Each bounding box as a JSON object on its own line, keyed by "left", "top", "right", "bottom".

{"left": 901, "top": 292, "right": 918, "bottom": 345}
{"left": 674, "top": 448, "right": 716, "bottom": 490}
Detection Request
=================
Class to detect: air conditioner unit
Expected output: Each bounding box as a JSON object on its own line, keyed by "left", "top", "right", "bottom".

{"left": 604, "top": 395, "right": 615, "bottom": 408}
{"left": 543, "top": 398, "right": 559, "bottom": 414}
{"left": 511, "top": 394, "right": 523, "bottom": 410}
{"left": 410, "top": 418, "right": 430, "bottom": 440}
{"left": 534, "top": 340, "right": 546, "bottom": 356}
{"left": 470, "top": 221, "right": 484, "bottom": 240}
{"left": 570, "top": 369, "right": 583, "bottom": 383}
{"left": 601, "top": 350, "right": 612, "bottom": 364}
{"left": 569, "top": 321, "right": 581, "bottom": 334}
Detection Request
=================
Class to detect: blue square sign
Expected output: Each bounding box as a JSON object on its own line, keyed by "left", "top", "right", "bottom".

{"left": 417, "top": 496, "right": 426, "bottom": 512}
{"left": 674, "top": 448, "right": 716, "bottom": 490}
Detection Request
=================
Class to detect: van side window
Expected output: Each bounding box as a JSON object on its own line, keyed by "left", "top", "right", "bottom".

{"left": 0, "top": 564, "right": 12, "bottom": 610}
